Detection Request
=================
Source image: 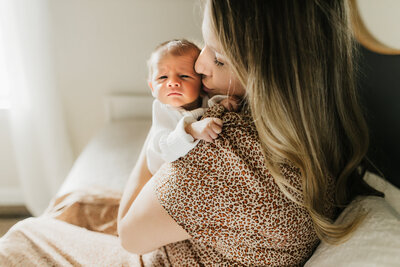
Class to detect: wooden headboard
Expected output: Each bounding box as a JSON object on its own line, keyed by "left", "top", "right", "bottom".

{"left": 350, "top": 0, "right": 400, "bottom": 188}
{"left": 357, "top": 46, "right": 400, "bottom": 189}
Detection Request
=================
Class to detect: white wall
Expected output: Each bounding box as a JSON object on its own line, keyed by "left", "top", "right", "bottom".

{"left": 0, "top": 0, "right": 202, "bottom": 205}
{"left": 356, "top": 0, "right": 400, "bottom": 49}
{"left": 49, "top": 0, "right": 203, "bottom": 157}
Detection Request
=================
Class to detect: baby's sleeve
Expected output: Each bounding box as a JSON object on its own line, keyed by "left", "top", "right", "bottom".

{"left": 146, "top": 101, "right": 199, "bottom": 174}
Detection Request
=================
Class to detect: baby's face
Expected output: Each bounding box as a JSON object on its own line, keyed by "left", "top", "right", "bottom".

{"left": 149, "top": 54, "right": 202, "bottom": 109}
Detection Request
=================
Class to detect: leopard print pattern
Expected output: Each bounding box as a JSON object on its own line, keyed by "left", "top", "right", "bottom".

{"left": 152, "top": 104, "right": 334, "bottom": 266}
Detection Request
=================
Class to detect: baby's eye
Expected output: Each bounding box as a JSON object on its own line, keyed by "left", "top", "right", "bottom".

{"left": 180, "top": 75, "right": 190, "bottom": 78}
{"left": 158, "top": 75, "right": 167, "bottom": 80}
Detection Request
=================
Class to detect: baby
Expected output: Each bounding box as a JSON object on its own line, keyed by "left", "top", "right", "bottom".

{"left": 146, "top": 39, "right": 239, "bottom": 175}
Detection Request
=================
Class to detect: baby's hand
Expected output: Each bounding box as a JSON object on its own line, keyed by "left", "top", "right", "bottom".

{"left": 220, "top": 96, "right": 241, "bottom": 112}
{"left": 185, "top": 118, "right": 223, "bottom": 143}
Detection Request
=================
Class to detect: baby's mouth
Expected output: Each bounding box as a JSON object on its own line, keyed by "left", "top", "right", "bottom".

{"left": 167, "top": 92, "right": 183, "bottom": 96}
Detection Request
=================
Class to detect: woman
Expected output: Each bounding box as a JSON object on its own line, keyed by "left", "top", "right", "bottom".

{"left": 118, "top": 0, "right": 381, "bottom": 266}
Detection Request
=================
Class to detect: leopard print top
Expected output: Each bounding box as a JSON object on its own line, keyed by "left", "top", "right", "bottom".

{"left": 148, "top": 104, "right": 334, "bottom": 266}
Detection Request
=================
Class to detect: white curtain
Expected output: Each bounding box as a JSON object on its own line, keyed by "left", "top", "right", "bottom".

{"left": 0, "top": 0, "right": 73, "bottom": 216}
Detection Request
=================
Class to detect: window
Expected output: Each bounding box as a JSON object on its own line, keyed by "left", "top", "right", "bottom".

{"left": 0, "top": 70, "right": 11, "bottom": 110}
{"left": 0, "top": 27, "right": 11, "bottom": 110}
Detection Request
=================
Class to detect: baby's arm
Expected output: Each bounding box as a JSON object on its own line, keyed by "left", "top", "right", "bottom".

{"left": 147, "top": 100, "right": 200, "bottom": 173}
{"left": 185, "top": 118, "right": 223, "bottom": 143}
{"left": 184, "top": 95, "right": 241, "bottom": 143}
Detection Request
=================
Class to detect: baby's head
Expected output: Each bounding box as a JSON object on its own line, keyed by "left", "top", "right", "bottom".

{"left": 147, "top": 39, "right": 202, "bottom": 110}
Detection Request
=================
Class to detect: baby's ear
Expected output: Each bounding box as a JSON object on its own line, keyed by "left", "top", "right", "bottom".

{"left": 148, "top": 81, "right": 154, "bottom": 92}
{"left": 149, "top": 81, "right": 158, "bottom": 98}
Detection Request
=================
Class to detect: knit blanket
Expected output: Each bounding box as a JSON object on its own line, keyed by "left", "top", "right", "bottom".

{"left": 0, "top": 189, "right": 166, "bottom": 266}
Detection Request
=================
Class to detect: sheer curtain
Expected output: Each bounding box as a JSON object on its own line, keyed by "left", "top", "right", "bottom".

{"left": 0, "top": 0, "right": 73, "bottom": 216}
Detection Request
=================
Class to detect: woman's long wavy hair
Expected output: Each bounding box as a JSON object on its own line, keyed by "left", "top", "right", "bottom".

{"left": 206, "top": 0, "right": 382, "bottom": 244}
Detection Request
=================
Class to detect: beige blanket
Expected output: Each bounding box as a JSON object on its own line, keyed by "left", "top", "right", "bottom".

{"left": 0, "top": 189, "right": 169, "bottom": 266}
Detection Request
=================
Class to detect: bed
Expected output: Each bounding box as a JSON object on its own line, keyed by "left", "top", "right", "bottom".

{"left": 1, "top": 48, "right": 400, "bottom": 265}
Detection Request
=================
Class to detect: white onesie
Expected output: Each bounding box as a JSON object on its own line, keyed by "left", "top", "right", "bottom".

{"left": 146, "top": 95, "right": 226, "bottom": 174}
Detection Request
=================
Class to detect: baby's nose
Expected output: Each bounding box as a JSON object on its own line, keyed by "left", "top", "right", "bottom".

{"left": 167, "top": 81, "right": 181, "bottom": 87}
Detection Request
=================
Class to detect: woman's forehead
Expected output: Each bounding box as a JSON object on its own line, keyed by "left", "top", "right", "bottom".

{"left": 201, "top": 6, "right": 221, "bottom": 53}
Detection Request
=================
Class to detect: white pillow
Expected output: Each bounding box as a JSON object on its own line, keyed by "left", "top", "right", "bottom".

{"left": 305, "top": 175, "right": 400, "bottom": 267}
{"left": 364, "top": 171, "right": 400, "bottom": 214}
{"left": 57, "top": 119, "right": 151, "bottom": 196}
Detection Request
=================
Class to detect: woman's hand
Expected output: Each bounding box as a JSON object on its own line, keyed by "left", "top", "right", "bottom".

{"left": 185, "top": 117, "right": 223, "bottom": 142}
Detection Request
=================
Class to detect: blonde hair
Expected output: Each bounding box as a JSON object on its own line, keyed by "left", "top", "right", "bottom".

{"left": 147, "top": 39, "right": 200, "bottom": 81}
{"left": 206, "top": 0, "right": 382, "bottom": 244}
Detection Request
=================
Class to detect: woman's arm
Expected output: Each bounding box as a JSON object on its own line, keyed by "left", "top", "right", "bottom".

{"left": 117, "top": 133, "right": 191, "bottom": 255}
{"left": 117, "top": 136, "right": 153, "bottom": 223}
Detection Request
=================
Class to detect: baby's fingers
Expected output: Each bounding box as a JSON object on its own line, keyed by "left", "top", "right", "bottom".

{"left": 203, "top": 134, "right": 214, "bottom": 143}
{"left": 209, "top": 118, "right": 222, "bottom": 134}
{"left": 207, "top": 128, "right": 219, "bottom": 139}
{"left": 210, "top": 122, "right": 222, "bottom": 134}
{"left": 212, "top": 118, "right": 223, "bottom": 127}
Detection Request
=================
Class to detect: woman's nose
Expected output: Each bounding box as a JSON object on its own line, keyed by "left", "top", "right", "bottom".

{"left": 194, "top": 49, "right": 208, "bottom": 76}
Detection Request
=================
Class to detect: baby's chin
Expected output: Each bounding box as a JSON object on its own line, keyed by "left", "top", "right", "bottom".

{"left": 165, "top": 99, "right": 185, "bottom": 108}
{"left": 163, "top": 97, "right": 192, "bottom": 109}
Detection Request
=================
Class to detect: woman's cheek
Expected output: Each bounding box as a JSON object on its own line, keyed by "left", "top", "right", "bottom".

{"left": 216, "top": 73, "right": 230, "bottom": 93}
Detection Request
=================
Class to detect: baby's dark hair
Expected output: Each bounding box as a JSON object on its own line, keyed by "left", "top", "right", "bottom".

{"left": 147, "top": 39, "right": 201, "bottom": 81}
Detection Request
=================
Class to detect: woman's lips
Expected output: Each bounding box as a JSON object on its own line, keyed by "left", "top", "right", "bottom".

{"left": 202, "top": 85, "right": 213, "bottom": 93}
